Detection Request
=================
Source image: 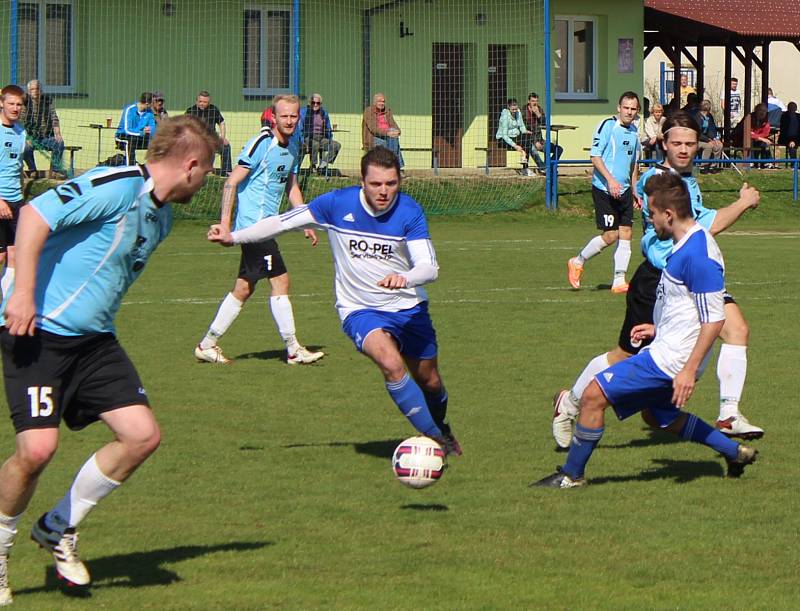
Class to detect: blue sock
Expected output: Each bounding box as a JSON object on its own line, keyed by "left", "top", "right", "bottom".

{"left": 423, "top": 387, "right": 448, "bottom": 431}
{"left": 386, "top": 374, "right": 443, "bottom": 437}
{"left": 562, "top": 423, "right": 605, "bottom": 479}
{"left": 679, "top": 413, "right": 739, "bottom": 460}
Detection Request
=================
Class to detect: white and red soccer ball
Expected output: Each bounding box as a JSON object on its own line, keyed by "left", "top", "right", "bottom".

{"left": 392, "top": 436, "right": 446, "bottom": 489}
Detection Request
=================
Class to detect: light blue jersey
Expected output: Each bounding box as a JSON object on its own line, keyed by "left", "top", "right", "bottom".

{"left": 0, "top": 122, "right": 26, "bottom": 201}
{"left": 636, "top": 165, "right": 717, "bottom": 270}
{"left": 590, "top": 117, "right": 640, "bottom": 194}
{"left": 234, "top": 128, "right": 300, "bottom": 231}
{"left": 0, "top": 165, "right": 173, "bottom": 336}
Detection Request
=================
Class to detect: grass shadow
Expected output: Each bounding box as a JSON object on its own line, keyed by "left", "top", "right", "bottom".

{"left": 401, "top": 503, "right": 449, "bottom": 512}
{"left": 15, "top": 541, "right": 271, "bottom": 599}
{"left": 589, "top": 458, "right": 724, "bottom": 485}
{"left": 282, "top": 438, "right": 402, "bottom": 460}
{"left": 602, "top": 428, "right": 682, "bottom": 449}
{"left": 235, "top": 346, "right": 326, "bottom": 363}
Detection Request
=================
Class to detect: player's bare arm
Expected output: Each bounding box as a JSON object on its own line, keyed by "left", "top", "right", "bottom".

{"left": 591, "top": 156, "right": 622, "bottom": 197}
{"left": 5, "top": 206, "right": 51, "bottom": 336}
{"left": 286, "top": 174, "right": 317, "bottom": 246}
{"left": 672, "top": 319, "right": 725, "bottom": 408}
{"left": 709, "top": 183, "right": 760, "bottom": 235}
{"left": 219, "top": 166, "right": 250, "bottom": 230}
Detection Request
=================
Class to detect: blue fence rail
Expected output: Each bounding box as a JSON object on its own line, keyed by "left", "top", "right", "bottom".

{"left": 546, "top": 157, "right": 800, "bottom": 210}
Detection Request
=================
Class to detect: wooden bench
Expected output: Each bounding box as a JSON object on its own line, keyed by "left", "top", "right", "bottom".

{"left": 64, "top": 145, "right": 82, "bottom": 177}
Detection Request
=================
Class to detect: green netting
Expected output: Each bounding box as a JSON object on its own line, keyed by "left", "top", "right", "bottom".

{"left": 2, "top": 0, "right": 547, "bottom": 216}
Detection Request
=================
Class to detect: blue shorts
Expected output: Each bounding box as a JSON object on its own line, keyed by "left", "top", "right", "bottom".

{"left": 342, "top": 302, "right": 437, "bottom": 360}
{"left": 594, "top": 350, "right": 681, "bottom": 428}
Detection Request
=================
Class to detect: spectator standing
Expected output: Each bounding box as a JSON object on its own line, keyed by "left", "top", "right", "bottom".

{"left": 678, "top": 72, "right": 696, "bottom": 108}
{"left": 300, "top": 94, "right": 341, "bottom": 174}
{"left": 152, "top": 91, "right": 169, "bottom": 124}
{"left": 362, "top": 93, "right": 404, "bottom": 169}
{"left": 721, "top": 77, "right": 743, "bottom": 128}
{"left": 778, "top": 102, "right": 800, "bottom": 159}
{"left": 21, "top": 79, "right": 65, "bottom": 178}
{"left": 185, "top": 90, "right": 232, "bottom": 176}
{"left": 640, "top": 102, "right": 665, "bottom": 160}
{"left": 523, "top": 92, "right": 563, "bottom": 171}
{"left": 115, "top": 91, "right": 156, "bottom": 165}
{"left": 697, "top": 100, "right": 723, "bottom": 172}
{"left": 496, "top": 98, "right": 535, "bottom": 176}
{"left": 749, "top": 103, "right": 772, "bottom": 169}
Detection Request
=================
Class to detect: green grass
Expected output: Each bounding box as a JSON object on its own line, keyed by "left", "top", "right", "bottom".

{"left": 1, "top": 190, "right": 799, "bottom": 609}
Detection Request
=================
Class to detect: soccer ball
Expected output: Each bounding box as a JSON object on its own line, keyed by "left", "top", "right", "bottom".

{"left": 392, "top": 436, "right": 446, "bottom": 489}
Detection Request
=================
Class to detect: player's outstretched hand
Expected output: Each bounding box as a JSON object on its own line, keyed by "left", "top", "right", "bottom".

{"left": 739, "top": 182, "right": 760, "bottom": 209}
{"left": 671, "top": 368, "right": 696, "bottom": 409}
{"left": 207, "top": 224, "right": 234, "bottom": 246}
{"left": 378, "top": 274, "right": 408, "bottom": 290}
{"left": 5, "top": 292, "right": 37, "bottom": 336}
{"left": 304, "top": 228, "right": 318, "bottom": 246}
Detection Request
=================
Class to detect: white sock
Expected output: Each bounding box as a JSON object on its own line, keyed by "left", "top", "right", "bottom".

{"left": 200, "top": 293, "right": 244, "bottom": 350}
{"left": 570, "top": 352, "right": 611, "bottom": 405}
{"left": 47, "top": 453, "right": 120, "bottom": 533}
{"left": 270, "top": 295, "right": 299, "bottom": 352}
{"left": 0, "top": 511, "right": 22, "bottom": 554}
{"left": 578, "top": 235, "right": 608, "bottom": 265}
{"left": 717, "top": 344, "right": 747, "bottom": 421}
{"left": 0, "top": 266, "right": 14, "bottom": 298}
{"left": 613, "top": 239, "right": 631, "bottom": 281}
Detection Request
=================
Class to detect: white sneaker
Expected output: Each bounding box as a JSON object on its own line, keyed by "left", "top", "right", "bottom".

{"left": 552, "top": 390, "right": 577, "bottom": 449}
{"left": 194, "top": 344, "right": 231, "bottom": 364}
{"left": 287, "top": 346, "right": 324, "bottom": 365}
{"left": 716, "top": 415, "right": 764, "bottom": 440}
{"left": 0, "top": 555, "right": 11, "bottom": 606}
{"left": 31, "top": 515, "right": 90, "bottom": 586}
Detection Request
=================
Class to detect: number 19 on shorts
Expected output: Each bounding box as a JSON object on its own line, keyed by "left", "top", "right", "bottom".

{"left": 28, "top": 386, "right": 54, "bottom": 417}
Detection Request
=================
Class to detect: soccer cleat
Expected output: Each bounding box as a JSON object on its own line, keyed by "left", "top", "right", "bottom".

{"left": 725, "top": 445, "right": 758, "bottom": 478}
{"left": 0, "top": 555, "right": 11, "bottom": 606}
{"left": 532, "top": 467, "right": 587, "bottom": 489}
{"left": 435, "top": 431, "right": 462, "bottom": 457}
{"left": 552, "top": 389, "right": 577, "bottom": 449}
{"left": 287, "top": 346, "right": 324, "bottom": 365}
{"left": 567, "top": 257, "right": 584, "bottom": 289}
{"left": 30, "top": 515, "right": 90, "bottom": 587}
{"left": 715, "top": 415, "right": 764, "bottom": 440}
{"left": 610, "top": 282, "right": 629, "bottom": 294}
{"left": 194, "top": 344, "right": 231, "bottom": 364}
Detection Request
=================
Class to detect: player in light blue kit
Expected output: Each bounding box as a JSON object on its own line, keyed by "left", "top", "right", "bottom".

{"left": 207, "top": 146, "right": 462, "bottom": 455}
{"left": 536, "top": 171, "right": 758, "bottom": 488}
{"left": 568, "top": 91, "right": 641, "bottom": 293}
{"left": 0, "top": 85, "right": 27, "bottom": 301}
{"left": 195, "top": 94, "right": 323, "bottom": 366}
{"left": 0, "top": 116, "right": 218, "bottom": 604}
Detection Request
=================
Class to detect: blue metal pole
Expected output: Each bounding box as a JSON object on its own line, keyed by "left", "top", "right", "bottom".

{"left": 794, "top": 158, "right": 798, "bottom": 202}
{"left": 10, "top": 0, "right": 18, "bottom": 84}
{"left": 292, "top": 0, "right": 300, "bottom": 95}
{"left": 544, "top": 0, "right": 553, "bottom": 210}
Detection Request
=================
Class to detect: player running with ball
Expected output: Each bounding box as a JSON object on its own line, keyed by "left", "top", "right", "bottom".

{"left": 208, "top": 146, "right": 461, "bottom": 455}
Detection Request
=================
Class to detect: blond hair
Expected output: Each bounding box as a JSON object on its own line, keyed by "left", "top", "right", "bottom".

{"left": 273, "top": 94, "right": 300, "bottom": 109}
{"left": 147, "top": 115, "right": 220, "bottom": 163}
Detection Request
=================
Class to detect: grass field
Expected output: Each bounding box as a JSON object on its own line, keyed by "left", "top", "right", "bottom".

{"left": 2, "top": 177, "right": 799, "bottom": 609}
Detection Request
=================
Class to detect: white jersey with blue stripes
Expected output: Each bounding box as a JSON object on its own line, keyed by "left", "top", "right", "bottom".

{"left": 0, "top": 121, "right": 26, "bottom": 201}
{"left": 590, "top": 116, "right": 640, "bottom": 194}
{"left": 306, "top": 186, "right": 434, "bottom": 321}
{"left": 0, "top": 165, "right": 173, "bottom": 336}
{"left": 645, "top": 224, "right": 725, "bottom": 378}
{"left": 234, "top": 128, "right": 300, "bottom": 230}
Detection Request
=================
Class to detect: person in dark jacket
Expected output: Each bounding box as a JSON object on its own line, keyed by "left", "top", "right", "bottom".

{"left": 299, "top": 94, "right": 340, "bottom": 173}
{"left": 696, "top": 100, "right": 722, "bottom": 173}
{"left": 778, "top": 102, "right": 800, "bottom": 159}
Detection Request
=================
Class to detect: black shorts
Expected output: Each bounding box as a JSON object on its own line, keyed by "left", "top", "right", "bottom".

{"left": 617, "top": 259, "right": 661, "bottom": 354}
{"left": 0, "top": 200, "right": 25, "bottom": 253}
{"left": 1, "top": 329, "right": 149, "bottom": 433}
{"left": 592, "top": 186, "right": 633, "bottom": 230}
{"left": 238, "top": 240, "right": 287, "bottom": 282}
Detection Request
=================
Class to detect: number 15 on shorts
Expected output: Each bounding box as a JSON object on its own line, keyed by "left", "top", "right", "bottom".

{"left": 28, "top": 386, "right": 54, "bottom": 417}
